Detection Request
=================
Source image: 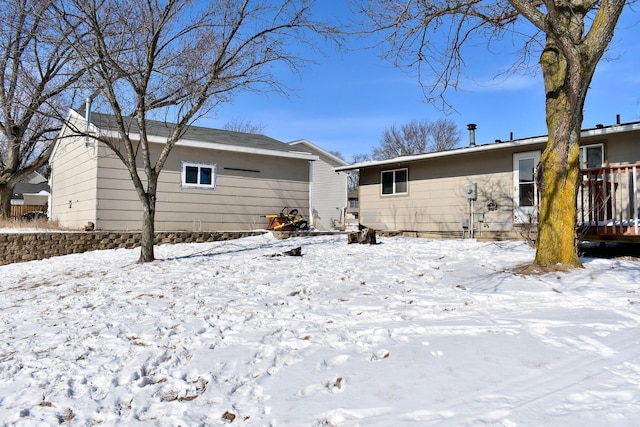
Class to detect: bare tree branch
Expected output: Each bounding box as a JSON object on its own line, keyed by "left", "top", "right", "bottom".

{"left": 60, "top": 0, "right": 337, "bottom": 262}
{"left": 0, "top": 0, "right": 89, "bottom": 218}
{"left": 372, "top": 117, "right": 461, "bottom": 160}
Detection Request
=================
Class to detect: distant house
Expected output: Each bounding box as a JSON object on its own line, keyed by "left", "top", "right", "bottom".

{"left": 336, "top": 119, "right": 640, "bottom": 241}
{"left": 346, "top": 189, "right": 359, "bottom": 216}
{"left": 11, "top": 171, "right": 50, "bottom": 218}
{"left": 50, "top": 110, "right": 348, "bottom": 232}
{"left": 12, "top": 172, "right": 50, "bottom": 205}
{"left": 288, "top": 139, "right": 348, "bottom": 230}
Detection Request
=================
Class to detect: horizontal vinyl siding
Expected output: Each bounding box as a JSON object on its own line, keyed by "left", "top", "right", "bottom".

{"left": 94, "top": 144, "right": 310, "bottom": 231}
{"left": 50, "top": 131, "right": 98, "bottom": 229}
{"left": 359, "top": 148, "right": 517, "bottom": 233}
{"left": 311, "top": 159, "right": 347, "bottom": 230}
{"left": 589, "top": 129, "right": 640, "bottom": 164}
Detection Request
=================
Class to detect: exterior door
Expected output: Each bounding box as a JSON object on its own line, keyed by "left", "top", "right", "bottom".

{"left": 513, "top": 151, "right": 540, "bottom": 223}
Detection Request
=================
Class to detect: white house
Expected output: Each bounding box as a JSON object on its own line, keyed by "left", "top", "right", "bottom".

{"left": 288, "top": 139, "right": 348, "bottom": 230}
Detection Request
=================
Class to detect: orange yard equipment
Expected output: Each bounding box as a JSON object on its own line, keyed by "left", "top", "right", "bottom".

{"left": 265, "top": 207, "right": 309, "bottom": 231}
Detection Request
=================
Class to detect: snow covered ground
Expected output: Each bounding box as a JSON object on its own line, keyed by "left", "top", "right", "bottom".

{"left": 1, "top": 233, "right": 640, "bottom": 426}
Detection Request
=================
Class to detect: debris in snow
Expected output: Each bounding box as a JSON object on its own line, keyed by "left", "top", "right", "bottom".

{"left": 222, "top": 411, "right": 236, "bottom": 422}
{"left": 265, "top": 246, "right": 302, "bottom": 257}
{"left": 348, "top": 227, "right": 376, "bottom": 244}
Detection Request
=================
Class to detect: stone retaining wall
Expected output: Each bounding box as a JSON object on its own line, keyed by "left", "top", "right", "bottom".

{"left": 0, "top": 231, "right": 265, "bottom": 266}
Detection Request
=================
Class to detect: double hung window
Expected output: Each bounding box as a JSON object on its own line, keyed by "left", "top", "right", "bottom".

{"left": 381, "top": 168, "right": 408, "bottom": 195}
{"left": 580, "top": 143, "right": 604, "bottom": 169}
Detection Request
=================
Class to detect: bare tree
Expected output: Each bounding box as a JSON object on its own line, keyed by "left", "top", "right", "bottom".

{"left": 372, "top": 118, "right": 461, "bottom": 160}
{"left": 223, "top": 118, "right": 267, "bottom": 134}
{"left": 0, "top": 0, "right": 86, "bottom": 219}
{"left": 353, "top": 0, "right": 630, "bottom": 268}
{"left": 348, "top": 152, "right": 371, "bottom": 192}
{"left": 60, "top": 0, "right": 333, "bottom": 262}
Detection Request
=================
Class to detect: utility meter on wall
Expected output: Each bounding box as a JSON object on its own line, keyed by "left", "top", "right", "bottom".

{"left": 464, "top": 182, "right": 477, "bottom": 200}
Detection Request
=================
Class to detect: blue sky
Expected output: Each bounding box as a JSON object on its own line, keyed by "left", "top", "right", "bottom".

{"left": 203, "top": 4, "right": 640, "bottom": 161}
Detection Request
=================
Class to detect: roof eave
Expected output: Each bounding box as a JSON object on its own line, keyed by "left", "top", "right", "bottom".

{"left": 335, "top": 121, "right": 640, "bottom": 172}
{"left": 97, "top": 130, "right": 319, "bottom": 161}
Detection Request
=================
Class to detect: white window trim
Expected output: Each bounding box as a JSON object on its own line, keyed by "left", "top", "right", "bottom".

{"left": 513, "top": 151, "right": 540, "bottom": 224}
{"left": 181, "top": 161, "right": 217, "bottom": 190}
{"left": 381, "top": 168, "right": 408, "bottom": 196}
{"left": 580, "top": 143, "right": 604, "bottom": 169}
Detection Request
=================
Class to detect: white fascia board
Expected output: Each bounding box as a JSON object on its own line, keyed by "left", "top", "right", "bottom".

{"left": 581, "top": 121, "right": 640, "bottom": 137}
{"left": 51, "top": 109, "right": 86, "bottom": 160}
{"left": 98, "top": 130, "right": 319, "bottom": 161}
{"left": 334, "top": 136, "right": 548, "bottom": 171}
{"left": 289, "top": 139, "right": 349, "bottom": 166}
{"left": 335, "top": 122, "right": 640, "bottom": 172}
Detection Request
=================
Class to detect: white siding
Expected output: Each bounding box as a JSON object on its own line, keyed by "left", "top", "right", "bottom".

{"left": 289, "top": 140, "right": 347, "bottom": 230}
{"left": 50, "top": 124, "right": 99, "bottom": 229}
{"left": 310, "top": 158, "right": 347, "bottom": 230}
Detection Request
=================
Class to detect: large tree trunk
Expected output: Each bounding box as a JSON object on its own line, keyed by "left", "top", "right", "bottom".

{"left": 534, "top": 38, "right": 584, "bottom": 268}
{"left": 0, "top": 184, "right": 12, "bottom": 220}
{"left": 535, "top": 117, "right": 582, "bottom": 267}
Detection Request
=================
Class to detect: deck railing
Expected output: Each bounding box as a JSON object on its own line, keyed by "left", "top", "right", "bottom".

{"left": 578, "top": 164, "right": 640, "bottom": 238}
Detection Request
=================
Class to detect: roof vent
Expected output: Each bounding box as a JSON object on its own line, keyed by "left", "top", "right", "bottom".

{"left": 467, "top": 123, "right": 477, "bottom": 147}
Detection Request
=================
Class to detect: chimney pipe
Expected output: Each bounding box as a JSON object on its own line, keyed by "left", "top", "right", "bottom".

{"left": 84, "top": 97, "right": 92, "bottom": 147}
{"left": 467, "top": 123, "right": 477, "bottom": 147}
{"left": 616, "top": 114, "right": 621, "bottom": 125}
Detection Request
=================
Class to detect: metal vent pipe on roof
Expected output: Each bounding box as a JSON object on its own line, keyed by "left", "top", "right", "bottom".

{"left": 467, "top": 123, "right": 477, "bottom": 147}
{"left": 84, "top": 97, "right": 92, "bottom": 147}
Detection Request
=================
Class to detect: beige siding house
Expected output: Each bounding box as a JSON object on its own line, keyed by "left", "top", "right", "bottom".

{"left": 50, "top": 110, "right": 322, "bottom": 231}
{"left": 289, "top": 139, "right": 348, "bottom": 231}
{"left": 336, "top": 120, "right": 640, "bottom": 240}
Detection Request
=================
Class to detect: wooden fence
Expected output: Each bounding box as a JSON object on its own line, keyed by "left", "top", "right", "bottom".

{"left": 10, "top": 204, "right": 48, "bottom": 220}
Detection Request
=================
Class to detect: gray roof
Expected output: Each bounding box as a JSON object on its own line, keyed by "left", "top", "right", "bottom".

{"left": 13, "top": 182, "right": 50, "bottom": 199}
{"left": 80, "top": 110, "right": 305, "bottom": 155}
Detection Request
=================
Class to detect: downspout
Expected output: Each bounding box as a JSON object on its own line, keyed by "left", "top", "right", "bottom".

{"left": 84, "top": 96, "right": 99, "bottom": 229}
{"left": 308, "top": 160, "right": 314, "bottom": 228}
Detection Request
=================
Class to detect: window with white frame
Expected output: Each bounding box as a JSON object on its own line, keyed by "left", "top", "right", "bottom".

{"left": 181, "top": 161, "right": 217, "bottom": 190}
{"left": 580, "top": 143, "right": 604, "bottom": 169}
{"left": 381, "top": 168, "right": 408, "bottom": 195}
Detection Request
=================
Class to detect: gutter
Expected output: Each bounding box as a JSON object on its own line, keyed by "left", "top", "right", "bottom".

{"left": 335, "top": 121, "right": 640, "bottom": 172}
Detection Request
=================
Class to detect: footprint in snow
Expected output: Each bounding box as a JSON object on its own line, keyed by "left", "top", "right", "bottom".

{"left": 326, "top": 376, "right": 345, "bottom": 393}
{"left": 371, "top": 349, "right": 390, "bottom": 361}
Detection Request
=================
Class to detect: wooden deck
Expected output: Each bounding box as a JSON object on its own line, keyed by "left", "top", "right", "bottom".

{"left": 577, "top": 163, "right": 640, "bottom": 242}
